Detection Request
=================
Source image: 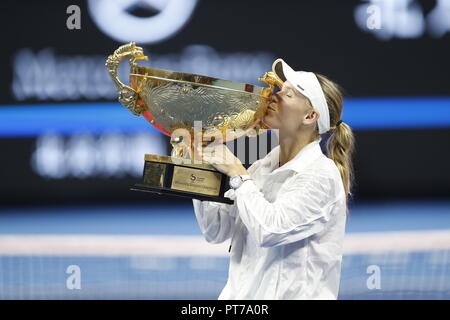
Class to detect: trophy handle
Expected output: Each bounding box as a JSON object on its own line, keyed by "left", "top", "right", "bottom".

{"left": 105, "top": 42, "right": 148, "bottom": 116}
{"left": 258, "top": 71, "right": 283, "bottom": 95}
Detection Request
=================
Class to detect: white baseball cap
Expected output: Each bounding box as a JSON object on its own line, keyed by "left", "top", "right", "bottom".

{"left": 272, "top": 58, "right": 330, "bottom": 134}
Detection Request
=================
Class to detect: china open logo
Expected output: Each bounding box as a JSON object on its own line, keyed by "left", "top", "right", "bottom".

{"left": 87, "top": 0, "right": 198, "bottom": 44}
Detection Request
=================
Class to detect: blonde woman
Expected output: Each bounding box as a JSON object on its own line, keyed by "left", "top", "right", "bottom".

{"left": 192, "top": 59, "right": 355, "bottom": 300}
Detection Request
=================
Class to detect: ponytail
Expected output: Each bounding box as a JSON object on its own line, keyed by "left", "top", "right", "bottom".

{"left": 315, "top": 74, "right": 356, "bottom": 210}
{"left": 326, "top": 121, "right": 355, "bottom": 205}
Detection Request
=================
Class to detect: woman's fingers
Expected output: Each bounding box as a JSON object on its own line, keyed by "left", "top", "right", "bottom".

{"left": 193, "top": 134, "right": 240, "bottom": 167}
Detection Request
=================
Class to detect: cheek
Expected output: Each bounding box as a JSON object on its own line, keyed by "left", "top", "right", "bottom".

{"left": 280, "top": 103, "right": 302, "bottom": 123}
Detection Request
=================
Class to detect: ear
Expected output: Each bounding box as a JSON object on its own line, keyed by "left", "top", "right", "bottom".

{"left": 304, "top": 109, "right": 320, "bottom": 125}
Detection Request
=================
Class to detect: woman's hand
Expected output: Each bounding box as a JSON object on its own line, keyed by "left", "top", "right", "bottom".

{"left": 193, "top": 134, "right": 248, "bottom": 177}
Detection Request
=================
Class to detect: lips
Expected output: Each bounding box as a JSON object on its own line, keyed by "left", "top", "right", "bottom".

{"left": 267, "top": 103, "right": 278, "bottom": 112}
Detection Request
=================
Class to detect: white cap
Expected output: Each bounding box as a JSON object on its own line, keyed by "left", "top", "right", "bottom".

{"left": 272, "top": 59, "right": 330, "bottom": 134}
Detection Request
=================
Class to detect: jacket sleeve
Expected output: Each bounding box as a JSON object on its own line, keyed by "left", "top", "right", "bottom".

{"left": 232, "top": 170, "right": 338, "bottom": 247}
{"left": 192, "top": 189, "right": 237, "bottom": 244}
{"left": 192, "top": 160, "right": 262, "bottom": 244}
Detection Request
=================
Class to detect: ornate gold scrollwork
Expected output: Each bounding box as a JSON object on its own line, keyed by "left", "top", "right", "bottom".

{"left": 105, "top": 42, "right": 148, "bottom": 116}
{"left": 258, "top": 71, "right": 284, "bottom": 94}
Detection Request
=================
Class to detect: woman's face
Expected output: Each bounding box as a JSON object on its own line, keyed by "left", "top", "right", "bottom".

{"left": 262, "top": 80, "right": 319, "bottom": 132}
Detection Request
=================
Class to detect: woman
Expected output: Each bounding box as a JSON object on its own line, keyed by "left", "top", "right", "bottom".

{"left": 192, "top": 58, "right": 355, "bottom": 299}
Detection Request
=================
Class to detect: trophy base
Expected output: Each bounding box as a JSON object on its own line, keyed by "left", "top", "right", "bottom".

{"left": 131, "top": 183, "right": 233, "bottom": 204}
{"left": 131, "top": 154, "right": 233, "bottom": 204}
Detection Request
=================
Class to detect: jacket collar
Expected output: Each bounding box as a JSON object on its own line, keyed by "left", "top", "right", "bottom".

{"left": 259, "top": 138, "right": 324, "bottom": 175}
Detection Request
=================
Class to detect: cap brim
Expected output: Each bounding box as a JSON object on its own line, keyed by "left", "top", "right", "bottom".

{"left": 272, "top": 58, "right": 297, "bottom": 84}
{"left": 272, "top": 59, "right": 287, "bottom": 82}
{"left": 272, "top": 58, "right": 309, "bottom": 97}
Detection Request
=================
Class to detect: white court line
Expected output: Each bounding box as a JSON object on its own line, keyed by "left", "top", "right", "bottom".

{"left": 0, "top": 230, "right": 449, "bottom": 256}
{"left": 342, "top": 229, "right": 450, "bottom": 254}
{"left": 0, "top": 235, "right": 228, "bottom": 257}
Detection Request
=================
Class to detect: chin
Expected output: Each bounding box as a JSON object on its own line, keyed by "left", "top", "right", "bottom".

{"left": 262, "top": 117, "right": 278, "bottom": 130}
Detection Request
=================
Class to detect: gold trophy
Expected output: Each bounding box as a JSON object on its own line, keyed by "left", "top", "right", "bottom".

{"left": 105, "top": 42, "right": 281, "bottom": 203}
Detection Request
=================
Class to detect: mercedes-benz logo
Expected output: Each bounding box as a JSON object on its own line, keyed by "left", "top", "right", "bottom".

{"left": 88, "top": 0, "right": 198, "bottom": 44}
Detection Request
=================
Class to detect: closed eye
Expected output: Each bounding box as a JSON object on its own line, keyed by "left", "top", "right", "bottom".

{"left": 277, "top": 86, "right": 294, "bottom": 99}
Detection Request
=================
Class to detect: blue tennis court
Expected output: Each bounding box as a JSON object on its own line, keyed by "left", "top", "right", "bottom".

{"left": 0, "top": 200, "right": 449, "bottom": 299}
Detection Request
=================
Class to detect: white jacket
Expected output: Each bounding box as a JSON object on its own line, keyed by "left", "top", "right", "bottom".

{"left": 192, "top": 138, "right": 347, "bottom": 299}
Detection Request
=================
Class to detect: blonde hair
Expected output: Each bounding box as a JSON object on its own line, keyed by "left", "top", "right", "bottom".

{"left": 309, "top": 74, "right": 355, "bottom": 208}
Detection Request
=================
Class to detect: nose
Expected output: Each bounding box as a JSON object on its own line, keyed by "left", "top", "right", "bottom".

{"left": 271, "top": 93, "right": 279, "bottom": 103}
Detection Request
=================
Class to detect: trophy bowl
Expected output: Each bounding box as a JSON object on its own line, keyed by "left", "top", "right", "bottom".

{"left": 105, "top": 42, "right": 281, "bottom": 203}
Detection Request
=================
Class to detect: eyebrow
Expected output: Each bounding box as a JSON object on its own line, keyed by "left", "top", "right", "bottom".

{"left": 284, "top": 86, "right": 300, "bottom": 97}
